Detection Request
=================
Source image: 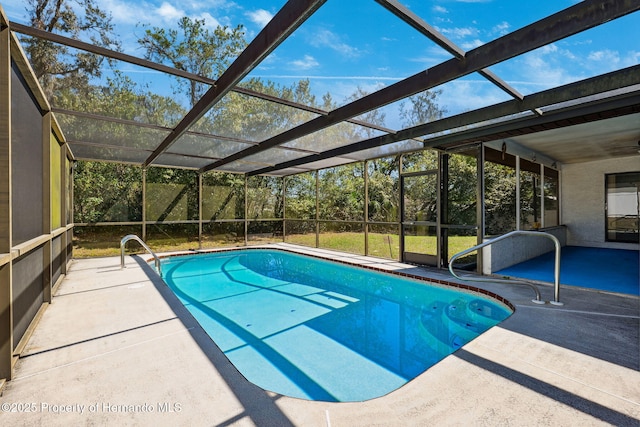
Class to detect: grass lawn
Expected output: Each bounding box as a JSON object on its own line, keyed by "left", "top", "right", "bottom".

{"left": 75, "top": 228, "right": 478, "bottom": 263}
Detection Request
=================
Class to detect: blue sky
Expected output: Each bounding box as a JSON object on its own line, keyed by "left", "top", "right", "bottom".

{"left": 2, "top": 0, "right": 639, "bottom": 128}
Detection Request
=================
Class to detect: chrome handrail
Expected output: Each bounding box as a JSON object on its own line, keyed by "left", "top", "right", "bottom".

{"left": 448, "top": 230, "right": 563, "bottom": 305}
{"left": 120, "top": 234, "right": 162, "bottom": 277}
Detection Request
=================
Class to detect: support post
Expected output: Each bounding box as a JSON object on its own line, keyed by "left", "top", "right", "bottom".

{"left": 477, "top": 145, "right": 485, "bottom": 274}
{"left": 315, "top": 171, "right": 319, "bottom": 248}
{"left": 364, "top": 160, "right": 369, "bottom": 256}
{"left": 142, "top": 168, "right": 147, "bottom": 241}
{"left": 60, "top": 138, "right": 68, "bottom": 274}
{"left": 198, "top": 172, "right": 202, "bottom": 249}
{"left": 282, "top": 176, "right": 287, "bottom": 243}
{"left": 0, "top": 16, "right": 13, "bottom": 382}
{"left": 244, "top": 175, "right": 248, "bottom": 246}
{"left": 42, "top": 113, "right": 52, "bottom": 303}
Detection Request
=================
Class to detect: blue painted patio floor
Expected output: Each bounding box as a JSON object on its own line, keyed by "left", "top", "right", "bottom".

{"left": 495, "top": 246, "right": 639, "bottom": 296}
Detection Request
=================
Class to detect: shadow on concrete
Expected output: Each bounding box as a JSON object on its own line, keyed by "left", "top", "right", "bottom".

{"left": 499, "top": 303, "right": 639, "bottom": 371}
{"left": 455, "top": 349, "right": 639, "bottom": 426}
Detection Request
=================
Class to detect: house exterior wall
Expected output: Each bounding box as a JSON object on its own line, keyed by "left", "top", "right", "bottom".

{"left": 562, "top": 156, "right": 639, "bottom": 250}
{"left": 482, "top": 226, "right": 567, "bottom": 274}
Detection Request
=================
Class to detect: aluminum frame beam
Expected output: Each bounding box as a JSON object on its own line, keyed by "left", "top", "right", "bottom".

{"left": 248, "top": 64, "right": 640, "bottom": 175}
{"left": 12, "top": 22, "right": 402, "bottom": 137}
{"left": 142, "top": 0, "right": 326, "bottom": 167}
{"left": 10, "top": 21, "right": 216, "bottom": 85}
{"left": 375, "top": 0, "right": 535, "bottom": 109}
{"left": 202, "top": 0, "right": 639, "bottom": 173}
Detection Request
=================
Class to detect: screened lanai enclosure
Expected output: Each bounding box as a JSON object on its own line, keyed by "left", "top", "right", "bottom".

{"left": 1, "top": 0, "right": 639, "bottom": 384}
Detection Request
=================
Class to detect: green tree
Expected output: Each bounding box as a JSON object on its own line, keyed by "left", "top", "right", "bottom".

{"left": 145, "top": 167, "right": 199, "bottom": 222}
{"left": 285, "top": 172, "right": 316, "bottom": 220}
{"left": 344, "top": 87, "right": 387, "bottom": 139}
{"left": 399, "top": 89, "right": 447, "bottom": 127}
{"left": 247, "top": 176, "right": 283, "bottom": 220}
{"left": 73, "top": 161, "right": 142, "bottom": 223}
{"left": 203, "top": 172, "right": 245, "bottom": 220}
{"left": 207, "top": 78, "right": 320, "bottom": 141}
{"left": 138, "top": 17, "right": 246, "bottom": 107}
{"left": 367, "top": 157, "right": 399, "bottom": 222}
{"left": 318, "top": 164, "right": 365, "bottom": 223}
{"left": 445, "top": 153, "right": 478, "bottom": 226}
{"left": 23, "top": 0, "right": 120, "bottom": 100}
{"left": 484, "top": 160, "right": 517, "bottom": 235}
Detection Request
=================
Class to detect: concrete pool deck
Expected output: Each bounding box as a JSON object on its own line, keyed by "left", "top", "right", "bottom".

{"left": 1, "top": 243, "right": 638, "bottom": 426}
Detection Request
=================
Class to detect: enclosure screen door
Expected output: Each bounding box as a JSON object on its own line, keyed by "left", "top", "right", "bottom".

{"left": 401, "top": 172, "right": 439, "bottom": 266}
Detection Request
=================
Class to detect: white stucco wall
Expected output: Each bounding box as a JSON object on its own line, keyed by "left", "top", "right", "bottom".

{"left": 482, "top": 226, "right": 567, "bottom": 274}
{"left": 561, "top": 157, "right": 639, "bottom": 249}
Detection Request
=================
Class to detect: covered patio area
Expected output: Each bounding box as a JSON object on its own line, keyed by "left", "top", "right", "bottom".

{"left": 496, "top": 246, "right": 640, "bottom": 296}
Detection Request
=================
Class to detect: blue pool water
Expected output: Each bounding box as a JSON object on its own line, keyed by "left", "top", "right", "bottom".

{"left": 160, "top": 249, "right": 512, "bottom": 402}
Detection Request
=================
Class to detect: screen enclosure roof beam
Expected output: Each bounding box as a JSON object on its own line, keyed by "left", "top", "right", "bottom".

{"left": 248, "top": 64, "right": 640, "bottom": 176}
{"left": 10, "top": 20, "right": 399, "bottom": 139}
{"left": 375, "top": 0, "right": 539, "bottom": 114}
{"left": 142, "top": 0, "right": 327, "bottom": 167}
{"left": 202, "top": 0, "right": 639, "bottom": 173}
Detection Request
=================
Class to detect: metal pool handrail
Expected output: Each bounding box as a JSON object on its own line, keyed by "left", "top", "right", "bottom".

{"left": 120, "top": 234, "right": 162, "bottom": 277}
{"left": 448, "top": 230, "right": 563, "bottom": 306}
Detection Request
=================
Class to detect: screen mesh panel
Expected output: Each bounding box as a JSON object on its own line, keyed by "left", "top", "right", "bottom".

{"left": 12, "top": 247, "right": 44, "bottom": 346}
{"left": 52, "top": 234, "right": 63, "bottom": 284}
{"left": 190, "top": 90, "right": 321, "bottom": 142}
{"left": 154, "top": 153, "right": 213, "bottom": 170}
{"left": 202, "top": 172, "right": 245, "bottom": 220}
{"left": 69, "top": 143, "right": 151, "bottom": 164}
{"left": 11, "top": 61, "right": 43, "bottom": 245}
{"left": 146, "top": 168, "right": 198, "bottom": 222}
{"left": 57, "top": 113, "right": 170, "bottom": 151}
{"left": 51, "top": 132, "right": 62, "bottom": 229}
{"left": 166, "top": 133, "right": 255, "bottom": 159}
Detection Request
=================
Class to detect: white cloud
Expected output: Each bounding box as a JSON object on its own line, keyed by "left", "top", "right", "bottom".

{"left": 194, "top": 12, "right": 222, "bottom": 29}
{"left": 437, "top": 26, "right": 479, "bottom": 40}
{"left": 309, "top": 28, "right": 361, "bottom": 58}
{"left": 435, "top": 17, "right": 453, "bottom": 24}
{"left": 433, "top": 6, "right": 448, "bottom": 13}
{"left": 157, "top": 2, "right": 184, "bottom": 22}
{"left": 504, "top": 43, "right": 638, "bottom": 94}
{"left": 289, "top": 55, "right": 319, "bottom": 70}
{"left": 587, "top": 49, "right": 640, "bottom": 70}
{"left": 461, "top": 39, "right": 484, "bottom": 50}
{"left": 588, "top": 49, "right": 619, "bottom": 64}
{"left": 436, "top": 79, "right": 510, "bottom": 114}
{"left": 507, "top": 44, "right": 583, "bottom": 91}
{"left": 408, "top": 46, "right": 454, "bottom": 67}
{"left": 623, "top": 51, "right": 640, "bottom": 67}
{"left": 101, "top": 0, "right": 149, "bottom": 25}
{"left": 491, "top": 21, "right": 510, "bottom": 36}
{"left": 102, "top": 0, "right": 232, "bottom": 29}
{"left": 246, "top": 9, "right": 274, "bottom": 28}
{"left": 545, "top": 44, "right": 577, "bottom": 60}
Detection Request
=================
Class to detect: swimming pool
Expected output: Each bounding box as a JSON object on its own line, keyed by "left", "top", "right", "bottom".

{"left": 160, "top": 249, "right": 512, "bottom": 402}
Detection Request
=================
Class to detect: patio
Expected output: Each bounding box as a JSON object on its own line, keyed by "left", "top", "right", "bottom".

{"left": 1, "top": 245, "right": 638, "bottom": 426}
{"left": 496, "top": 246, "right": 640, "bottom": 296}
